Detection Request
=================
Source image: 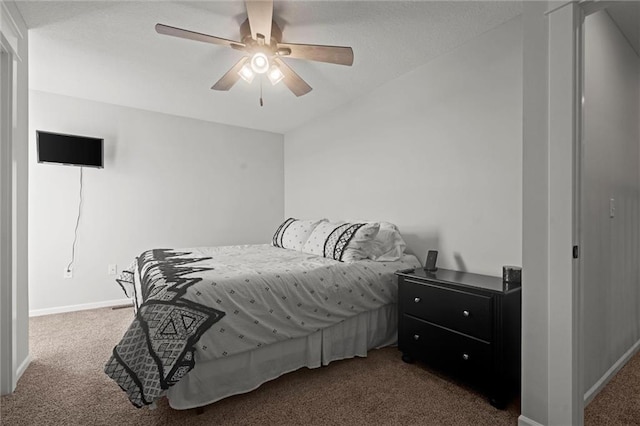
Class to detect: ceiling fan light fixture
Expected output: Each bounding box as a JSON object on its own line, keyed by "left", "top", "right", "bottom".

{"left": 250, "top": 52, "right": 269, "bottom": 74}
{"left": 267, "top": 64, "right": 284, "bottom": 85}
{"left": 238, "top": 63, "right": 255, "bottom": 83}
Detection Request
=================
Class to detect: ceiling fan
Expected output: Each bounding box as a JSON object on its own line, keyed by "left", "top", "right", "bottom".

{"left": 155, "top": 0, "right": 354, "bottom": 99}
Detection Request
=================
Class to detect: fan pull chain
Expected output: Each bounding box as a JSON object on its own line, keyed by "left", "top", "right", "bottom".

{"left": 260, "top": 77, "right": 264, "bottom": 107}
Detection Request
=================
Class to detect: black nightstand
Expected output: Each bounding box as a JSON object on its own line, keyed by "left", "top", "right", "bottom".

{"left": 396, "top": 268, "right": 521, "bottom": 408}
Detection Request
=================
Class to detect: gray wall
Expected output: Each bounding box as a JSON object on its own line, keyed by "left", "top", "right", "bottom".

{"left": 284, "top": 17, "right": 522, "bottom": 276}
{"left": 582, "top": 10, "right": 640, "bottom": 396}
{"left": 29, "top": 91, "right": 284, "bottom": 313}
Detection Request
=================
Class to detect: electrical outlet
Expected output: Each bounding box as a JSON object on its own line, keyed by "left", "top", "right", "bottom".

{"left": 64, "top": 268, "right": 73, "bottom": 279}
{"left": 108, "top": 264, "right": 117, "bottom": 275}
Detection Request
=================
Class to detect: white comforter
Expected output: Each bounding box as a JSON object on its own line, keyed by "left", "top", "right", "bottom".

{"left": 137, "top": 244, "right": 419, "bottom": 361}
{"left": 108, "top": 244, "right": 419, "bottom": 407}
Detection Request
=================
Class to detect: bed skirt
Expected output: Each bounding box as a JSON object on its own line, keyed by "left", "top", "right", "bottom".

{"left": 166, "top": 303, "right": 398, "bottom": 409}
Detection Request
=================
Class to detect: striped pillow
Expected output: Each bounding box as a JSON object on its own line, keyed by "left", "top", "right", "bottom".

{"left": 301, "top": 221, "right": 380, "bottom": 262}
{"left": 272, "top": 218, "right": 326, "bottom": 251}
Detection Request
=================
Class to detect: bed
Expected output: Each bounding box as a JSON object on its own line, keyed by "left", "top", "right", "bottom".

{"left": 105, "top": 220, "right": 420, "bottom": 409}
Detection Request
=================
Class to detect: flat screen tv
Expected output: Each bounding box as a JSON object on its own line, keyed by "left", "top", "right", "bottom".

{"left": 37, "top": 131, "right": 104, "bottom": 168}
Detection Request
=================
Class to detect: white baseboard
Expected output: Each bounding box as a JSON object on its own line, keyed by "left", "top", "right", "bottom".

{"left": 518, "top": 415, "right": 545, "bottom": 426}
{"left": 15, "top": 353, "right": 31, "bottom": 383}
{"left": 584, "top": 337, "right": 640, "bottom": 405}
{"left": 29, "top": 298, "right": 132, "bottom": 317}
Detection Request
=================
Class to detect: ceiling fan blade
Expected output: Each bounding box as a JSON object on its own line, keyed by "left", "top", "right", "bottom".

{"left": 277, "top": 43, "right": 354, "bottom": 66}
{"left": 245, "top": 0, "right": 273, "bottom": 44}
{"left": 156, "top": 23, "right": 245, "bottom": 49}
{"left": 274, "top": 58, "right": 312, "bottom": 97}
{"left": 211, "top": 57, "right": 249, "bottom": 91}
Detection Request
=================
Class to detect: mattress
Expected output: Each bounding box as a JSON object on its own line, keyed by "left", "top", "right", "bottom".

{"left": 105, "top": 244, "right": 420, "bottom": 407}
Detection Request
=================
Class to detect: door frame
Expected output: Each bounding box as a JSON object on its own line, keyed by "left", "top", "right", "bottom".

{"left": 520, "top": 2, "right": 600, "bottom": 424}
{"left": 546, "top": 1, "right": 608, "bottom": 424}
{"left": 0, "top": 0, "right": 23, "bottom": 393}
{"left": 0, "top": 35, "right": 16, "bottom": 395}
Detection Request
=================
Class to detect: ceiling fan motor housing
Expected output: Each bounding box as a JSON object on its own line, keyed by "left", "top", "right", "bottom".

{"left": 240, "top": 18, "right": 283, "bottom": 49}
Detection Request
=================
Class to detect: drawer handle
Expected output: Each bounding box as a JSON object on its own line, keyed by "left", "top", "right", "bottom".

{"left": 414, "top": 297, "right": 421, "bottom": 303}
{"left": 463, "top": 310, "right": 470, "bottom": 317}
{"left": 462, "top": 353, "right": 470, "bottom": 361}
{"left": 413, "top": 334, "right": 420, "bottom": 341}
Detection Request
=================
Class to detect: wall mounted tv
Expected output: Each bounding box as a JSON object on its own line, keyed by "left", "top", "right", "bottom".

{"left": 37, "top": 131, "right": 104, "bottom": 168}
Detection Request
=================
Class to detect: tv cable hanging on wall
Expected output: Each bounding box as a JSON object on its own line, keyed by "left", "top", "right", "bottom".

{"left": 36, "top": 130, "right": 104, "bottom": 277}
{"left": 66, "top": 167, "right": 83, "bottom": 275}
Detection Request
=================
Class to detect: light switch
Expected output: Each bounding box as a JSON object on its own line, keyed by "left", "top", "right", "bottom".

{"left": 609, "top": 198, "right": 615, "bottom": 218}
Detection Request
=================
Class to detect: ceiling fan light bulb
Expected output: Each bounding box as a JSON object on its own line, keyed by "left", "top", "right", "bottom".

{"left": 250, "top": 52, "right": 269, "bottom": 74}
{"left": 238, "top": 63, "right": 255, "bottom": 83}
{"left": 267, "top": 65, "right": 284, "bottom": 85}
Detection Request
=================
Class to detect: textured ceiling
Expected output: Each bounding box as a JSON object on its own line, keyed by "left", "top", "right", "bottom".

{"left": 18, "top": 1, "right": 524, "bottom": 134}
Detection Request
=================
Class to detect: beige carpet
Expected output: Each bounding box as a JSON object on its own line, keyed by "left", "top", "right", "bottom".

{"left": 0, "top": 306, "right": 631, "bottom": 425}
{"left": 1, "top": 307, "right": 519, "bottom": 425}
{"left": 584, "top": 349, "right": 640, "bottom": 425}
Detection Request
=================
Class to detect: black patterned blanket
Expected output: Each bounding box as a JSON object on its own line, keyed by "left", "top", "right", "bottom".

{"left": 104, "top": 249, "right": 225, "bottom": 407}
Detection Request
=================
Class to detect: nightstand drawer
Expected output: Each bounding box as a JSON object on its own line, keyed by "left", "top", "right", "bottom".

{"left": 401, "top": 315, "right": 491, "bottom": 379}
{"left": 401, "top": 279, "right": 493, "bottom": 341}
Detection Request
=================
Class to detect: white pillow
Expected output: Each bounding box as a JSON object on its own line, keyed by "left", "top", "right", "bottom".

{"left": 302, "top": 221, "right": 380, "bottom": 262}
{"left": 342, "top": 222, "right": 380, "bottom": 262}
{"left": 368, "top": 222, "right": 407, "bottom": 261}
{"left": 272, "top": 218, "right": 326, "bottom": 251}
